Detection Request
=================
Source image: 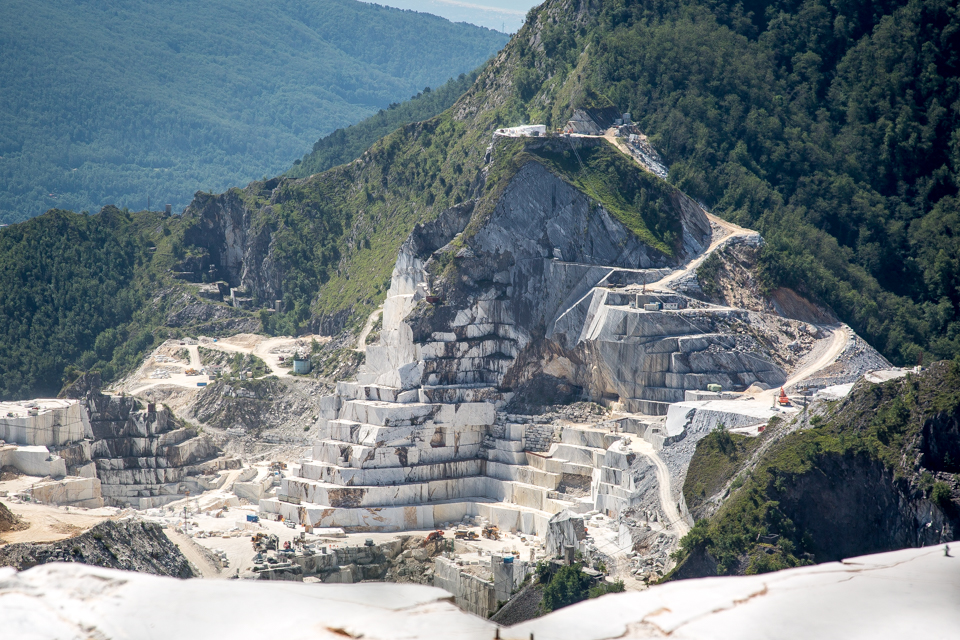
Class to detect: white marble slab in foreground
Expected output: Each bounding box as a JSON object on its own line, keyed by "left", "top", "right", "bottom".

{"left": 513, "top": 543, "right": 960, "bottom": 640}
{"left": 1, "top": 543, "right": 957, "bottom": 639}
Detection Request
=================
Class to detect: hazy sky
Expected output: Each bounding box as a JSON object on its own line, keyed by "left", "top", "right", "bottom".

{"left": 359, "top": 0, "right": 540, "bottom": 32}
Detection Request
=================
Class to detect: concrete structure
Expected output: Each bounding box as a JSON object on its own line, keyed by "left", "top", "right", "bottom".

{"left": 433, "top": 554, "right": 531, "bottom": 617}
{"left": 292, "top": 358, "right": 311, "bottom": 375}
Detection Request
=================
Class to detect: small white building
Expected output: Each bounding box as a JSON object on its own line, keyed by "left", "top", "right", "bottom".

{"left": 493, "top": 124, "right": 547, "bottom": 138}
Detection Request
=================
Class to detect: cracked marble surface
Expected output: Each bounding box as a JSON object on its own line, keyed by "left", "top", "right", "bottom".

{"left": 510, "top": 543, "right": 960, "bottom": 639}
{"left": 1, "top": 543, "right": 956, "bottom": 639}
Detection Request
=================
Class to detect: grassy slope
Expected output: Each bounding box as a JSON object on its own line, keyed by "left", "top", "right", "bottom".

{"left": 524, "top": 141, "right": 682, "bottom": 255}
{"left": 682, "top": 426, "right": 767, "bottom": 514}
{"left": 0, "top": 0, "right": 507, "bottom": 223}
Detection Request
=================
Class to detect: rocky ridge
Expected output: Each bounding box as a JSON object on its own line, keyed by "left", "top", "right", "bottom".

{"left": 254, "top": 124, "right": 887, "bottom": 589}
{"left": 0, "top": 520, "right": 194, "bottom": 578}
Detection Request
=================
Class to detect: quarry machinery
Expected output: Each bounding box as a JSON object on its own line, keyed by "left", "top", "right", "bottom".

{"left": 778, "top": 387, "right": 791, "bottom": 406}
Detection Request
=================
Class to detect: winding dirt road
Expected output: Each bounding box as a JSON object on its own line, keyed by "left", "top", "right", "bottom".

{"left": 627, "top": 439, "right": 691, "bottom": 537}
{"left": 356, "top": 306, "right": 383, "bottom": 352}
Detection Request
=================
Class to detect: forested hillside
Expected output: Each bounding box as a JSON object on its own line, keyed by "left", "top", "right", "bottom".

{"left": 2, "top": 0, "right": 959, "bottom": 399}
{"left": 0, "top": 0, "right": 507, "bottom": 223}
{"left": 244, "top": 0, "right": 960, "bottom": 368}
{"left": 562, "top": 0, "right": 960, "bottom": 366}
{"left": 671, "top": 359, "right": 960, "bottom": 577}
{"left": 0, "top": 208, "right": 187, "bottom": 398}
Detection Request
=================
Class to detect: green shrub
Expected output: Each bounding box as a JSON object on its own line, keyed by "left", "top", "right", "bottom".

{"left": 540, "top": 564, "right": 594, "bottom": 613}
{"left": 931, "top": 482, "right": 952, "bottom": 507}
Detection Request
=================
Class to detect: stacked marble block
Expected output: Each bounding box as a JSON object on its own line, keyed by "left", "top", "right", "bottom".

{"left": 29, "top": 476, "right": 103, "bottom": 509}
{"left": 577, "top": 289, "right": 786, "bottom": 415}
{"left": 524, "top": 425, "right": 643, "bottom": 515}
{"left": 259, "top": 382, "right": 574, "bottom": 535}
{"left": 531, "top": 426, "right": 647, "bottom": 515}
{"left": 86, "top": 394, "right": 219, "bottom": 509}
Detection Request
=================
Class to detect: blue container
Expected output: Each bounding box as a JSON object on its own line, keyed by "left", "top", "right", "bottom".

{"left": 246, "top": 514, "right": 260, "bottom": 523}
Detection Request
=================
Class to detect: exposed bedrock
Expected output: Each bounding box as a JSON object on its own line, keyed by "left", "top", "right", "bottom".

{"left": 63, "top": 375, "right": 226, "bottom": 508}
{"left": 367, "top": 156, "right": 784, "bottom": 414}
{"left": 259, "top": 150, "right": 800, "bottom": 534}
{"left": 182, "top": 188, "right": 280, "bottom": 303}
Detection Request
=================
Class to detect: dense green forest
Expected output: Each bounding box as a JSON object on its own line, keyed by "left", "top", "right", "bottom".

{"left": 0, "top": 0, "right": 506, "bottom": 223}
{"left": 0, "top": 207, "right": 187, "bottom": 398}
{"left": 563, "top": 0, "right": 960, "bottom": 366}
{"left": 286, "top": 70, "right": 483, "bottom": 179}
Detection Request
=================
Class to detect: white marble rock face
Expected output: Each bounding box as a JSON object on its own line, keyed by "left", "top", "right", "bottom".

{"left": 265, "top": 145, "right": 872, "bottom": 533}
{"left": 1, "top": 544, "right": 956, "bottom": 639}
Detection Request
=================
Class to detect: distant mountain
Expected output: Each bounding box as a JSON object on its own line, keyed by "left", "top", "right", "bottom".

{"left": 0, "top": 0, "right": 507, "bottom": 224}
{"left": 357, "top": 0, "right": 536, "bottom": 32}
{"left": 286, "top": 70, "right": 483, "bottom": 179}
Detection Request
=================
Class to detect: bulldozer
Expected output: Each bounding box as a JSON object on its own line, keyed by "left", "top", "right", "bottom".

{"left": 423, "top": 530, "right": 445, "bottom": 545}
{"left": 252, "top": 533, "right": 278, "bottom": 552}
{"left": 482, "top": 526, "right": 500, "bottom": 541}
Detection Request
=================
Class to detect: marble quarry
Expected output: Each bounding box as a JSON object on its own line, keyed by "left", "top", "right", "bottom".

{"left": 83, "top": 390, "right": 224, "bottom": 509}
{"left": 0, "top": 376, "right": 231, "bottom": 509}
{"left": 260, "top": 138, "right": 828, "bottom": 534}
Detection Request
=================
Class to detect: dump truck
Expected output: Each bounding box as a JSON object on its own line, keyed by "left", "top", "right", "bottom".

{"left": 185, "top": 368, "right": 198, "bottom": 376}
{"left": 454, "top": 529, "right": 479, "bottom": 540}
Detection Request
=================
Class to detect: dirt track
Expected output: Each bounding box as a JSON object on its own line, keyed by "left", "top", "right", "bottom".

{"left": 125, "top": 334, "right": 330, "bottom": 395}
{"left": 0, "top": 500, "right": 116, "bottom": 545}
{"left": 628, "top": 439, "right": 691, "bottom": 537}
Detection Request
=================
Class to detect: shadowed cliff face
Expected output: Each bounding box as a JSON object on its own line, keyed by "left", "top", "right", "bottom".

{"left": 773, "top": 453, "right": 950, "bottom": 561}
{"left": 672, "top": 361, "right": 960, "bottom": 579}
{"left": 922, "top": 411, "right": 960, "bottom": 474}
{"left": 182, "top": 188, "right": 279, "bottom": 302}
